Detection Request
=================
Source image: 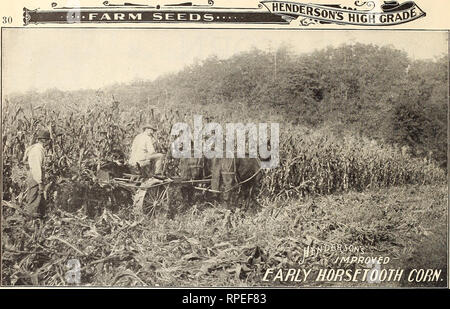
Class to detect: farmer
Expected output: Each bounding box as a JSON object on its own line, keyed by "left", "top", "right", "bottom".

{"left": 23, "top": 129, "right": 51, "bottom": 218}
{"left": 128, "top": 123, "right": 165, "bottom": 177}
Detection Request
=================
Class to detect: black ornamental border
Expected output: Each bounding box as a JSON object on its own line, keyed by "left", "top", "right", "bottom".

{"left": 22, "top": 1, "right": 426, "bottom": 26}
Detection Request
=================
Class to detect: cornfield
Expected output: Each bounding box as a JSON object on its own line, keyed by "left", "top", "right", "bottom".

{"left": 264, "top": 125, "right": 445, "bottom": 200}
{"left": 2, "top": 97, "right": 444, "bottom": 202}
{"left": 1, "top": 94, "right": 447, "bottom": 286}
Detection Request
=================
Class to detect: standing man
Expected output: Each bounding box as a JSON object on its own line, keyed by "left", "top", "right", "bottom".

{"left": 24, "top": 129, "right": 51, "bottom": 218}
{"left": 129, "top": 123, "right": 165, "bottom": 177}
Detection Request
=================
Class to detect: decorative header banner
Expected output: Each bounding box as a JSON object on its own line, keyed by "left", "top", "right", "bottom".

{"left": 23, "top": 1, "right": 426, "bottom": 26}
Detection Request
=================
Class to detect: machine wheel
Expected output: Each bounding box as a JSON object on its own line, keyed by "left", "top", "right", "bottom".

{"left": 142, "top": 184, "right": 171, "bottom": 217}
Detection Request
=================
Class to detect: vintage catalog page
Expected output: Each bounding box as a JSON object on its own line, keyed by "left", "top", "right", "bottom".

{"left": 0, "top": 0, "right": 449, "bottom": 300}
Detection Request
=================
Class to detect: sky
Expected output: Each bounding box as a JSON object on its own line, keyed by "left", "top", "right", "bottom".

{"left": 2, "top": 29, "right": 448, "bottom": 94}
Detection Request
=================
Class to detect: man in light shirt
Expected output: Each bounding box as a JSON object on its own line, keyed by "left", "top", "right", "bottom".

{"left": 129, "top": 123, "right": 165, "bottom": 177}
{"left": 24, "top": 129, "right": 51, "bottom": 218}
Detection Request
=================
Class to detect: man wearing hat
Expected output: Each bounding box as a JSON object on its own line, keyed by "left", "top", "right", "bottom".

{"left": 128, "top": 123, "right": 165, "bottom": 177}
{"left": 23, "top": 129, "right": 51, "bottom": 218}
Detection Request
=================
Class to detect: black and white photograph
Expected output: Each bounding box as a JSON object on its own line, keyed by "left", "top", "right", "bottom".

{"left": 0, "top": 0, "right": 448, "bottom": 292}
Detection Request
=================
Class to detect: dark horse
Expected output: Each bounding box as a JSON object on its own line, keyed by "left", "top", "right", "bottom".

{"left": 178, "top": 155, "right": 262, "bottom": 209}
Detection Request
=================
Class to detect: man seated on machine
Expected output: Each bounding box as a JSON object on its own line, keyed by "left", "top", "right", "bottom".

{"left": 128, "top": 123, "right": 165, "bottom": 179}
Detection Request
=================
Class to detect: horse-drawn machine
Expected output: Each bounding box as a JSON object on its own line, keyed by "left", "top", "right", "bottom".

{"left": 108, "top": 173, "right": 211, "bottom": 216}
{"left": 96, "top": 156, "right": 263, "bottom": 216}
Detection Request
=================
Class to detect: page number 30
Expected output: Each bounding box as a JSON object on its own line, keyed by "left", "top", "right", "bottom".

{"left": 2, "top": 16, "right": 13, "bottom": 24}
